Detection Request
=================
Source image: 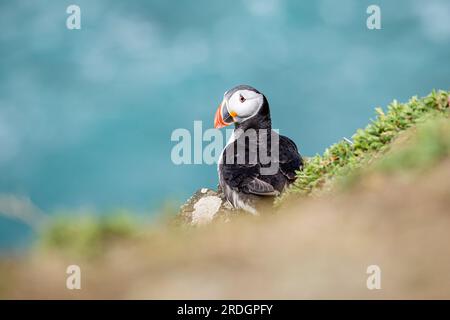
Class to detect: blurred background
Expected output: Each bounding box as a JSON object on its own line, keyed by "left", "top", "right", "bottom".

{"left": 0, "top": 0, "right": 449, "bottom": 252}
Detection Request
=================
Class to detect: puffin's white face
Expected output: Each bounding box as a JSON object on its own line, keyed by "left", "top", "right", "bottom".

{"left": 214, "top": 88, "right": 264, "bottom": 128}
{"left": 227, "top": 89, "right": 263, "bottom": 120}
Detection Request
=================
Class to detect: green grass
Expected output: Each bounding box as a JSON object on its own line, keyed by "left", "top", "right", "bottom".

{"left": 278, "top": 90, "right": 450, "bottom": 202}
{"left": 377, "top": 116, "right": 450, "bottom": 173}
{"left": 38, "top": 212, "right": 142, "bottom": 257}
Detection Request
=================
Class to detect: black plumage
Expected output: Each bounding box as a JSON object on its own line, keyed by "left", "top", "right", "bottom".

{"left": 217, "top": 85, "right": 303, "bottom": 214}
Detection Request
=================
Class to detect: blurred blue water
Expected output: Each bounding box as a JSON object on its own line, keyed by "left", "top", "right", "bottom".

{"left": 0, "top": 216, "right": 33, "bottom": 254}
{"left": 0, "top": 0, "right": 449, "bottom": 250}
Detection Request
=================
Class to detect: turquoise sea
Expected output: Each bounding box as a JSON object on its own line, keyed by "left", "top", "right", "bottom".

{"left": 0, "top": 0, "right": 449, "bottom": 251}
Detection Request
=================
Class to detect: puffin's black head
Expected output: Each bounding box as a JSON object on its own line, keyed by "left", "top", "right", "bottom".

{"left": 214, "top": 85, "right": 271, "bottom": 130}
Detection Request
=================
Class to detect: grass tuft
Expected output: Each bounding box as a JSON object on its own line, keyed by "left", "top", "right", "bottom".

{"left": 38, "top": 213, "right": 142, "bottom": 257}
{"left": 278, "top": 90, "right": 449, "bottom": 203}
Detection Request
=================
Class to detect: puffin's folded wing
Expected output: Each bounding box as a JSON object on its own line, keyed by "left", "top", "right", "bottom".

{"left": 279, "top": 135, "right": 303, "bottom": 180}
{"left": 244, "top": 178, "right": 280, "bottom": 196}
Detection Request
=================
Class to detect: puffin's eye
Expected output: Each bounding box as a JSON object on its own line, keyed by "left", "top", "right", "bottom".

{"left": 239, "top": 94, "right": 246, "bottom": 103}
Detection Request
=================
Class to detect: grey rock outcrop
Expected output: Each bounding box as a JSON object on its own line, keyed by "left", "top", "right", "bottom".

{"left": 177, "top": 188, "right": 235, "bottom": 225}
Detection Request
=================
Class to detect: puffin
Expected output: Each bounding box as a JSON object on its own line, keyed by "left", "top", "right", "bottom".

{"left": 214, "top": 85, "right": 303, "bottom": 214}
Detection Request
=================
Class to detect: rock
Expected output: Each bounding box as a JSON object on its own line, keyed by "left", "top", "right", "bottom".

{"left": 191, "top": 196, "right": 222, "bottom": 225}
{"left": 177, "top": 188, "right": 235, "bottom": 225}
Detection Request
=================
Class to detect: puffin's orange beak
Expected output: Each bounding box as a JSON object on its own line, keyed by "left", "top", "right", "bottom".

{"left": 214, "top": 102, "right": 230, "bottom": 128}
